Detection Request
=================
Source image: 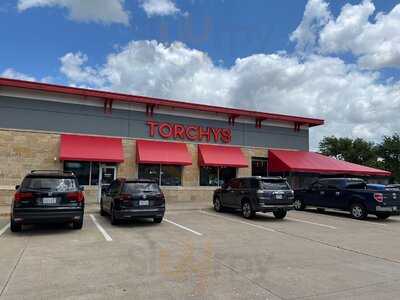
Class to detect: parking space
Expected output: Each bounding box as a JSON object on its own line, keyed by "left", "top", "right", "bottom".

{"left": 1, "top": 208, "right": 400, "bottom": 299}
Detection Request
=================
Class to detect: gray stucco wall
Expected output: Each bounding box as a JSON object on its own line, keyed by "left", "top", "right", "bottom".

{"left": 0, "top": 96, "right": 309, "bottom": 150}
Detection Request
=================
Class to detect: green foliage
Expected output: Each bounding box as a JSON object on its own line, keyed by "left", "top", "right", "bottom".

{"left": 319, "top": 134, "right": 400, "bottom": 183}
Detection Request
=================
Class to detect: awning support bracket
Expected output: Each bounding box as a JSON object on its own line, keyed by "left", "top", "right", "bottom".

{"left": 255, "top": 117, "right": 267, "bottom": 128}
{"left": 103, "top": 99, "right": 113, "bottom": 114}
{"left": 146, "top": 104, "right": 155, "bottom": 117}
{"left": 228, "top": 114, "right": 238, "bottom": 126}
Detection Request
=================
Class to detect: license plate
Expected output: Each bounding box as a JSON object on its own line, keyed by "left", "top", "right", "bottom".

{"left": 139, "top": 200, "right": 149, "bottom": 206}
{"left": 42, "top": 197, "right": 57, "bottom": 205}
{"left": 275, "top": 194, "right": 283, "bottom": 200}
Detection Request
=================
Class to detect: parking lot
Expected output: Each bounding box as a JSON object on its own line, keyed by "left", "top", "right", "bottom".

{"left": 1, "top": 207, "right": 400, "bottom": 300}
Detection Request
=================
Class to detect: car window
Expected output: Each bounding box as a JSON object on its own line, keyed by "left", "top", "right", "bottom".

{"left": 346, "top": 182, "right": 366, "bottom": 189}
{"left": 230, "top": 179, "right": 240, "bottom": 189}
{"left": 22, "top": 177, "right": 77, "bottom": 192}
{"left": 108, "top": 181, "right": 120, "bottom": 194}
{"left": 259, "top": 180, "right": 290, "bottom": 190}
{"left": 310, "top": 181, "right": 323, "bottom": 190}
{"left": 325, "top": 180, "right": 340, "bottom": 189}
{"left": 123, "top": 182, "right": 160, "bottom": 193}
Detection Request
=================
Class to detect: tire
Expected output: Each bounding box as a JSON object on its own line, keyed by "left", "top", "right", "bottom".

{"left": 100, "top": 200, "right": 106, "bottom": 216}
{"left": 10, "top": 218, "right": 22, "bottom": 233}
{"left": 153, "top": 217, "right": 163, "bottom": 223}
{"left": 241, "top": 200, "right": 255, "bottom": 219}
{"left": 293, "top": 199, "right": 305, "bottom": 211}
{"left": 350, "top": 203, "right": 367, "bottom": 220}
{"left": 110, "top": 206, "right": 119, "bottom": 225}
{"left": 376, "top": 213, "right": 391, "bottom": 220}
{"left": 213, "top": 197, "right": 224, "bottom": 213}
{"left": 72, "top": 218, "right": 83, "bottom": 230}
{"left": 273, "top": 209, "right": 287, "bottom": 219}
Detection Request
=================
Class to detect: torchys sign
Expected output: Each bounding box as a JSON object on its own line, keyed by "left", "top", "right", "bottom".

{"left": 146, "top": 120, "right": 232, "bottom": 144}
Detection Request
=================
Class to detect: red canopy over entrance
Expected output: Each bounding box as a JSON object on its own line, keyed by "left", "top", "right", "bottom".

{"left": 268, "top": 149, "right": 391, "bottom": 176}
{"left": 136, "top": 140, "right": 192, "bottom": 165}
{"left": 198, "top": 144, "right": 248, "bottom": 168}
{"left": 60, "top": 134, "right": 124, "bottom": 162}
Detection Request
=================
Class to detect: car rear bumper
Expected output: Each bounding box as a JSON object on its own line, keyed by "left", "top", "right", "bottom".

{"left": 12, "top": 208, "right": 84, "bottom": 224}
{"left": 115, "top": 207, "right": 165, "bottom": 219}
{"left": 256, "top": 204, "right": 294, "bottom": 213}
{"left": 375, "top": 206, "right": 400, "bottom": 215}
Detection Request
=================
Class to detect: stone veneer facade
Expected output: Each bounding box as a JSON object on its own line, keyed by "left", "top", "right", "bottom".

{"left": 0, "top": 129, "right": 267, "bottom": 206}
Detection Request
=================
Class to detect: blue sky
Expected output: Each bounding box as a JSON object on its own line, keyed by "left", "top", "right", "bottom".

{"left": 1, "top": 0, "right": 400, "bottom": 149}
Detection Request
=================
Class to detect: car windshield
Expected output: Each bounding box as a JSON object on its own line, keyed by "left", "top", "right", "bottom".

{"left": 259, "top": 180, "right": 290, "bottom": 190}
{"left": 22, "top": 177, "right": 77, "bottom": 192}
{"left": 123, "top": 182, "right": 160, "bottom": 193}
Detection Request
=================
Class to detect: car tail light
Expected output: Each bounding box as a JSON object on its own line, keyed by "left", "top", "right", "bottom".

{"left": 374, "top": 193, "right": 384, "bottom": 203}
{"left": 67, "top": 191, "right": 84, "bottom": 202}
{"left": 119, "top": 193, "right": 132, "bottom": 201}
{"left": 14, "top": 192, "right": 33, "bottom": 202}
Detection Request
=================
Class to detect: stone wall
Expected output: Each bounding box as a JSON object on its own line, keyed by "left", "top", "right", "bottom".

{"left": 0, "top": 129, "right": 270, "bottom": 206}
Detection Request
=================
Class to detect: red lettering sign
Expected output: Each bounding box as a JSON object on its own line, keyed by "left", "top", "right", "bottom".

{"left": 146, "top": 121, "right": 231, "bottom": 144}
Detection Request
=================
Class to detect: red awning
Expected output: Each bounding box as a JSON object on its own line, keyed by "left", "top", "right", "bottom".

{"left": 136, "top": 140, "right": 192, "bottom": 165}
{"left": 60, "top": 134, "right": 124, "bottom": 162}
{"left": 198, "top": 144, "right": 248, "bottom": 168}
{"left": 268, "top": 149, "right": 391, "bottom": 176}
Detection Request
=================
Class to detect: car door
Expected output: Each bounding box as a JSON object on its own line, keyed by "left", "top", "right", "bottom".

{"left": 307, "top": 181, "right": 325, "bottom": 206}
{"left": 104, "top": 180, "right": 118, "bottom": 212}
{"left": 324, "top": 180, "right": 343, "bottom": 209}
{"left": 221, "top": 179, "right": 238, "bottom": 208}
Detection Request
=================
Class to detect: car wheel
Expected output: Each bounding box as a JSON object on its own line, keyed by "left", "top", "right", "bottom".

{"left": 10, "top": 218, "right": 22, "bottom": 233}
{"left": 293, "top": 199, "right": 305, "bottom": 210}
{"left": 110, "top": 206, "right": 119, "bottom": 225}
{"left": 100, "top": 200, "right": 106, "bottom": 216}
{"left": 72, "top": 218, "right": 83, "bottom": 230}
{"left": 213, "top": 197, "right": 224, "bottom": 212}
{"left": 376, "top": 213, "right": 391, "bottom": 220}
{"left": 273, "top": 209, "right": 287, "bottom": 219}
{"left": 153, "top": 217, "right": 163, "bottom": 223}
{"left": 241, "top": 200, "right": 255, "bottom": 219}
{"left": 350, "top": 203, "right": 367, "bottom": 220}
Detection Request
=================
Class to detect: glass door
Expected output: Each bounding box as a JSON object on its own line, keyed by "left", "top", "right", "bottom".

{"left": 97, "top": 165, "right": 117, "bottom": 203}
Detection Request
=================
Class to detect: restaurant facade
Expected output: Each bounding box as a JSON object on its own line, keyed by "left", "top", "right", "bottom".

{"left": 0, "top": 78, "right": 390, "bottom": 205}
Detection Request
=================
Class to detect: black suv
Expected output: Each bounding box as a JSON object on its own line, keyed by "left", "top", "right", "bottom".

{"left": 213, "top": 177, "right": 295, "bottom": 219}
{"left": 11, "top": 170, "right": 85, "bottom": 232}
{"left": 100, "top": 178, "right": 165, "bottom": 225}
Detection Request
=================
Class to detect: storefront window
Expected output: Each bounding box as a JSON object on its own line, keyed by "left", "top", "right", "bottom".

{"left": 200, "top": 166, "right": 237, "bottom": 186}
{"left": 138, "top": 164, "right": 182, "bottom": 186}
{"left": 200, "top": 167, "right": 219, "bottom": 186}
{"left": 251, "top": 157, "right": 268, "bottom": 177}
{"left": 63, "top": 161, "right": 112, "bottom": 186}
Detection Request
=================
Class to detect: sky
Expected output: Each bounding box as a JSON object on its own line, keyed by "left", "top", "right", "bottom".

{"left": 1, "top": 0, "right": 400, "bottom": 150}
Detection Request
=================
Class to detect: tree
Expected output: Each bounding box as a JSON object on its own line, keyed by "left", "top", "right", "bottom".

{"left": 319, "top": 136, "right": 378, "bottom": 166}
{"left": 376, "top": 134, "right": 400, "bottom": 183}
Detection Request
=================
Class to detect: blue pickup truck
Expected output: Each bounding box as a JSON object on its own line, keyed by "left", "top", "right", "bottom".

{"left": 294, "top": 178, "right": 400, "bottom": 220}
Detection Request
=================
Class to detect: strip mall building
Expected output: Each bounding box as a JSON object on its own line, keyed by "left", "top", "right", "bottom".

{"left": 0, "top": 78, "right": 390, "bottom": 205}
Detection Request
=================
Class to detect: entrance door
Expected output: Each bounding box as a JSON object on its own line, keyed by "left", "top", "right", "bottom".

{"left": 97, "top": 165, "right": 117, "bottom": 203}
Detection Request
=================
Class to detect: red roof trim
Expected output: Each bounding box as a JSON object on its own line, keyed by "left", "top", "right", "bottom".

{"left": 268, "top": 149, "right": 391, "bottom": 177}
{"left": 0, "top": 77, "right": 324, "bottom": 127}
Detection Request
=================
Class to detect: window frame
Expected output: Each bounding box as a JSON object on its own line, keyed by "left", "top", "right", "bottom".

{"left": 138, "top": 163, "right": 183, "bottom": 187}
{"left": 199, "top": 166, "right": 237, "bottom": 187}
{"left": 63, "top": 161, "right": 116, "bottom": 186}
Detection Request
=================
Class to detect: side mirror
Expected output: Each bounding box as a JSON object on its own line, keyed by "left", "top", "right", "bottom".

{"left": 15, "top": 185, "right": 20, "bottom": 190}
{"left": 79, "top": 186, "right": 85, "bottom": 191}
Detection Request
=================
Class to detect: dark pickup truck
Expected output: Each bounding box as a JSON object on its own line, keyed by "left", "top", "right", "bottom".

{"left": 294, "top": 178, "right": 400, "bottom": 220}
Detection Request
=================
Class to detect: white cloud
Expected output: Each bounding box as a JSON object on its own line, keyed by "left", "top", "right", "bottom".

{"left": 17, "top": 0, "right": 129, "bottom": 25}
{"left": 59, "top": 40, "right": 400, "bottom": 149}
{"left": 294, "top": 0, "right": 400, "bottom": 70}
{"left": 1, "top": 68, "right": 37, "bottom": 81}
{"left": 140, "top": 0, "right": 184, "bottom": 17}
{"left": 290, "top": 0, "right": 331, "bottom": 54}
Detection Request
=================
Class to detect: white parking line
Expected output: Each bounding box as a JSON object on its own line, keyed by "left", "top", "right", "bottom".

{"left": 164, "top": 218, "right": 203, "bottom": 236}
{"left": 199, "top": 210, "right": 276, "bottom": 232}
{"left": 0, "top": 223, "right": 10, "bottom": 237}
{"left": 286, "top": 217, "right": 337, "bottom": 229}
{"left": 89, "top": 214, "right": 112, "bottom": 242}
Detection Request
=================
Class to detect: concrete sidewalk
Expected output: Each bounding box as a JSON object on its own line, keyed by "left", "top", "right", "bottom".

{"left": 0, "top": 201, "right": 211, "bottom": 217}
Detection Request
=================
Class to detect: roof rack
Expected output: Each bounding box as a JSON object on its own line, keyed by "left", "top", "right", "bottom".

{"left": 30, "top": 170, "right": 75, "bottom": 175}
